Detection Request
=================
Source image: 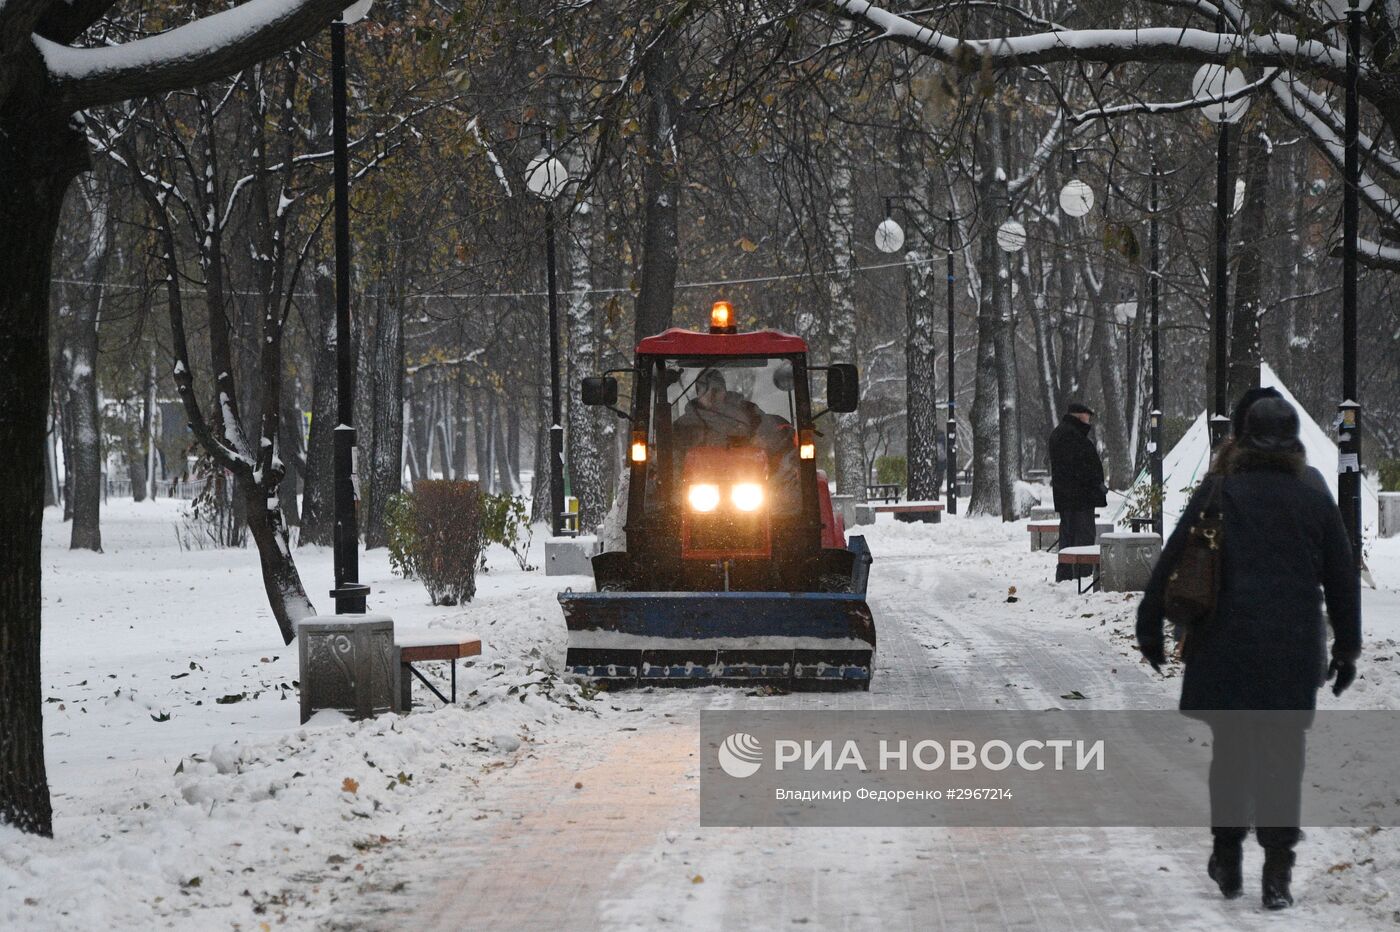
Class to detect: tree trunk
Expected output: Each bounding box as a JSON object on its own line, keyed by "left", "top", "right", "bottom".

{"left": 506, "top": 403, "right": 521, "bottom": 489}
{"left": 141, "top": 356, "right": 158, "bottom": 502}
{"left": 278, "top": 376, "right": 302, "bottom": 525}
{"left": 530, "top": 391, "right": 550, "bottom": 524}
{"left": 1090, "top": 274, "right": 1133, "bottom": 488}
{"left": 363, "top": 283, "right": 404, "bottom": 550}
{"left": 1228, "top": 129, "right": 1273, "bottom": 402}
{"left": 240, "top": 476, "right": 316, "bottom": 636}
{"left": 904, "top": 251, "right": 940, "bottom": 500}
{"left": 632, "top": 41, "right": 681, "bottom": 343}
{"left": 969, "top": 144, "right": 1000, "bottom": 517}
{"left": 0, "top": 109, "right": 88, "bottom": 838}
{"left": 299, "top": 259, "right": 337, "bottom": 546}
{"left": 44, "top": 413, "right": 61, "bottom": 508}
{"left": 969, "top": 231, "right": 1001, "bottom": 516}
{"left": 67, "top": 175, "right": 110, "bottom": 551}
{"left": 567, "top": 187, "right": 607, "bottom": 530}
{"left": 826, "top": 153, "right": 866, "bottom": 501}
{"left": 493, "top": 396, "right": 515, "bottom": 495}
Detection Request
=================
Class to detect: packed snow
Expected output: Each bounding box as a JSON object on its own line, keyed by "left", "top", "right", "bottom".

{"left": 2, "top": 498, "right": 1398, "bottom": 929}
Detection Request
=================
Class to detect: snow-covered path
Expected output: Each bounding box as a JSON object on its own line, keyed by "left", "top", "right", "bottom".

{"left": 385, "top": 526, "right": 1400, "bottom": 931}
{"left": 5, "top": 501, "right": 1399, "bottom": 930}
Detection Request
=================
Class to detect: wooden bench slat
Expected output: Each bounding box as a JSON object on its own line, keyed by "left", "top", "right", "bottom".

{"left": 396, "top": 633, "right": 483, "bottom": 663}
{"left": 871, "top": 502, "right": 945, "bottom": 513}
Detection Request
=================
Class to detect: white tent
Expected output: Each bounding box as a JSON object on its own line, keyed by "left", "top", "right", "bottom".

{"left": 1116, "top": 363, "right": 1380, "bottom": 537}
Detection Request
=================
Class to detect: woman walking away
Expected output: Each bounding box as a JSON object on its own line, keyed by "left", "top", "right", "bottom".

{"left": 1136, "top": 396, "right": 1361, "bottom": 910}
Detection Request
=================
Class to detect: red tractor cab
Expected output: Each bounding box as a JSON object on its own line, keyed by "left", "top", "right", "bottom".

{"left": 560, "top": 302, "right": 875, "bottom": 689}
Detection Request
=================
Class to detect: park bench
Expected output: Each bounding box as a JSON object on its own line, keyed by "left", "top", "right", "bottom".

{"left": 865, "top": 483, "right": 902, "bottom": 504}
{"left": 871, "top": 500, "right": 944, "bottom": 523}
{"left": 1057, "top": 545, "right": 1102, "bottom": 594}
{"left": 1127, "top": 516, "right": 1156, "bottom": 533}
{"left": 1027, "top": 520, "right": 1060, "bottom": 551}
{"left": 395, "top": 631, "right": 482, "bottom": 709}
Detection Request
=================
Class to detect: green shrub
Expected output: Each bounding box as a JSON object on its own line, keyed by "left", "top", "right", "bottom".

{"left": 406, "top": 480, "right": 486, "bottom": 606}
{"left": 874, "top": 455, "right": 907, "bottom": 487}
{"left": 1123, "top": 481, "right": 1164, "bottom": 520}
{"left": 1378, "top": 458, "right": 1400, "bottom": 492}
{"left": 480, "top": 492, "right": 535, "bottom": 571}
{"left": 384, "top": 492, "right": 419, "bottom": 579}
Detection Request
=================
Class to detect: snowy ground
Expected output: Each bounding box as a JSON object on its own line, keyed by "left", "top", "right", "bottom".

{"left": 3, "top": 498, "right": 1399, "bottom": 930}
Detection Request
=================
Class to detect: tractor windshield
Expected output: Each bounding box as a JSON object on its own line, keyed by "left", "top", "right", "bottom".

{"left": 665, "top": 357, "right": 797, "bottom": 437}
{"left": 646, "top": 356, "right": 801, "bottom": 512}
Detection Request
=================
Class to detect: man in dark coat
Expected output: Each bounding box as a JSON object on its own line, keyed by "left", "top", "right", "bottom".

{"left": 1137, "top": 397, "right": 1361, "bottom": 910}
{"left": 1047, "top": 402, "right": 1107, "bottom": 580}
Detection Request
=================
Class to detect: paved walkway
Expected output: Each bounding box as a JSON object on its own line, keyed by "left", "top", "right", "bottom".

{"left": 352, "top": 549, "right": 1309, "bottom": 930}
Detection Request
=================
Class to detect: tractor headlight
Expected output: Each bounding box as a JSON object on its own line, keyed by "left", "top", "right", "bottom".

{"left": 731, "top": 482, "right": 764, "bottom": 512}
{"left": 687, "top": 483, "right": 721, "bottom": 513}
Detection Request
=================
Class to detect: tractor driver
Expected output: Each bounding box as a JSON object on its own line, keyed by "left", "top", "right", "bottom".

{"left": 674, "top": 368, "right": 762, "bottom": 448}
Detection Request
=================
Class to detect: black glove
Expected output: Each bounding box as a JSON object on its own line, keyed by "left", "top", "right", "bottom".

{"left": 1140, "top": 642, "right": 1166, "bottom": 674}
{"left": 1328, "top": 658, "right": 1357, "bottom": 697}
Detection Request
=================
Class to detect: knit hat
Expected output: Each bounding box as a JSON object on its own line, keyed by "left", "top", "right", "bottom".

{"left": 1066, "top": 402, "right": 1095, "bottom": 416}
{"left": 1238, "top": 397, "right": 1304, "bottom": 454}
{"left": 1231, "top": 386, "right": 1282, "bottom": 437}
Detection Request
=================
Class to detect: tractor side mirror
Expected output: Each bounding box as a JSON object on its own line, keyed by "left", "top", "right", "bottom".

{"left": 826, "top": 364, "right": 860, "bottom": 413}
{"left": 581, "top": 376, "right": 618, "bottom": 407}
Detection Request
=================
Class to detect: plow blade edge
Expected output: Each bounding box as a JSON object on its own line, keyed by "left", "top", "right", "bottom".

{"left": 559, "top": 591, "right": 876, "bottom": 689}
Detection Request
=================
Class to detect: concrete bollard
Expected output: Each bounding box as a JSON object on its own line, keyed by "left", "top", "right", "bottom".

{"left": 1380, "top": 492, "right": 1400, "bottom": 539}
{"left": 1029, "top": 505, "right": 1057, "bottom": 521}
{"left": 1100, "top": 532, "right": 1162, "bottom": 592}
{"left": 298, "top": 615, "right": 399, "bottom": 724}
{"left": 852, "top": 504, "right": 876, "bottom": 526}
{"left": 546, "top": 535, "right": 601, "bottom": 576}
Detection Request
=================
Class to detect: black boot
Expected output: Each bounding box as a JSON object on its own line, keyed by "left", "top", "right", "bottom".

{"left": 1207, "top": 837, "right": 1243, "bottom": 899}
{"left": 1262, "top": 848, "right": 1295, "bottom": 910}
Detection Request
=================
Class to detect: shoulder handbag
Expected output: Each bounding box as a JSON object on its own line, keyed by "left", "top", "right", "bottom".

{"left": 1163, "top": 475, "right": 1225, "bottom": 630}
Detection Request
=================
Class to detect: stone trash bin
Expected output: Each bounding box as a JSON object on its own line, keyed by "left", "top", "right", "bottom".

{"left": 546, "top": 535, "right": 601, "bottom": 576}
{"left": 298, "top": 615, "right": 399, "bottom": 724}
{"left": 1099, "top": 532, "right": 1162, "bottom": 593}
{"left": 1380, "top": 492, "right": 1400, "bottom": 539}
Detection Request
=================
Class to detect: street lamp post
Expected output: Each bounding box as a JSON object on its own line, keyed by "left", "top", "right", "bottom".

{"left": 944, "top": 212, "right": 958, "bottom": 514}
{"left": 330, "top": 0, "right": 373, "bottom": 615}
{"left": 1148, "top": 159, "right": 1164, "bottom": 537}
{"left": 525, "top": 149, "right": 570, "bottom": 538}
{"left": 1338, "top": 0, "right": 1370, "bottom": 559}
{"left": 1192, "top": 44, "right": 1249, "bottom": 448}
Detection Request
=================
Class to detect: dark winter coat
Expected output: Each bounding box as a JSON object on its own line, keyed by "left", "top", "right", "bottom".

{"left": 1048, "top": 416, "right": 1107, "bottom": 512}
{"left": 1137, "top": 447, "right": 1361, "bottom": 712}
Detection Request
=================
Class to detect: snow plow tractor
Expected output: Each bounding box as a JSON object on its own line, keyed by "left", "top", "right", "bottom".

{"left": 559, "top": 301, "right": 875, "bottom": 689}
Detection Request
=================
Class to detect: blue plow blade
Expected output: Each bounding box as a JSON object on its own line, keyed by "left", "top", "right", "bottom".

{"left": 558, "top": 590, "right": 876, "bottom": 690}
